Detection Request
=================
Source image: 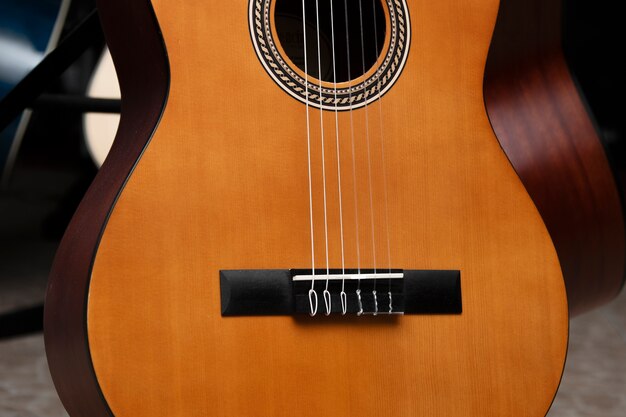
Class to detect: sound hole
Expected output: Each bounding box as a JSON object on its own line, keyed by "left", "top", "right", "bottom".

{"left": 274, "top": 0, "right": 386, "bottom": 83}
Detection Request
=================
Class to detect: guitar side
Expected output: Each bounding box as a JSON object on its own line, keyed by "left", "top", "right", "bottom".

{"left": 43, "top": 1, "right": 169, "bottom": 416}
{"left": 484, "top": 0, "right": 626, "bottom": 316}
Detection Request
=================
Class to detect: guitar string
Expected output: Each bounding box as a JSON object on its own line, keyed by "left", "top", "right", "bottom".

{"left": 314, "top": 0, "right": 331, "bottom": 283}
{"left": 343, "top": 0, "right": 361, "bottom": 295}
{"left": 328, "top": 0, "right": 346, "bottom": 314}
{"left": 351, "top": 0, "right": 377, "bottom": 315}
{"left": 371, "top": 0, "right": 393, "bottom": 311}
{"left": 358, "top": 0, "right": 377, "bottom": 275}
{"left": 301, "top": 0, "right": 316, "bottom": 300}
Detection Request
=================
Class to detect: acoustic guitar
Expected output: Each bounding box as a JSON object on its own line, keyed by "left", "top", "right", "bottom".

{"left": 45, "top": 0, "right": 568, "bottom": 416}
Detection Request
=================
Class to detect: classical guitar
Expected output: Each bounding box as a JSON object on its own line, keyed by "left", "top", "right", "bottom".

{"left": 45, "top": 0, "right": 568, "bottom": 416}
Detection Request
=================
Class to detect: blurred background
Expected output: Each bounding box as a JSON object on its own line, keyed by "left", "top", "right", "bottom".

{"left": 0, "top": 0, "right": 624, "bottom": 416}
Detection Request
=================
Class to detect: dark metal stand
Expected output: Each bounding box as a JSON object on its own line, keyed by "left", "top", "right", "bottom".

{"left": 0, "top": 9, "right": 119, "bottom": 339}
{"left": 0, "top": 10, "right": 121, "bottom": 133}
{"left": 32, "top": 94, "right": 121, "bottom": 113}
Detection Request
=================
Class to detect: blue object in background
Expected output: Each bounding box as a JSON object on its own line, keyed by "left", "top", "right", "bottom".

{"left": 0, "top": 0, "right": 67, "bottom": 175}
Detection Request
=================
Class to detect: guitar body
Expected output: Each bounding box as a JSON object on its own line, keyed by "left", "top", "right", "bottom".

{"left": 45, "top": 0, "right": 568, "bottom": 416}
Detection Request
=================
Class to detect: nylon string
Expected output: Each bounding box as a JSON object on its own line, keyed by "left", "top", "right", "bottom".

{"left": 314, "top": 0, "right": 331, "bottom": 284}
{"left": 357, "top": 0, "right": 377, "bottom": 276}
{"left": 325, "top": 0, "right": 347, "bottom": 316}
{"left": 343, "top": 0, "right": 362, "bottom": 297}
{"left": 301, "top": 0, "right": 316, "bottom": 293}
{"left": 371, "top": 1, "right": 393, "bottom": 310}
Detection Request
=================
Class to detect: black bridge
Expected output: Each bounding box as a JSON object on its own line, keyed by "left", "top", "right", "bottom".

{"left": 220, "top": 269, "right": 462, "bottom": 316}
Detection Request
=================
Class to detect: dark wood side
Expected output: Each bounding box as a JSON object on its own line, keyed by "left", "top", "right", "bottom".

{"left": 43, "top": 0, "right": 169, "bottom": 416}
{"left": 484, "top": 0, "right": 625, "bottom": 315}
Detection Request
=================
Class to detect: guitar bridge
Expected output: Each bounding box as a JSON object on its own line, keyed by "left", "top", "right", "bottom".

{"left": 220, "top": 269, "right": 462, "bottom": 316}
